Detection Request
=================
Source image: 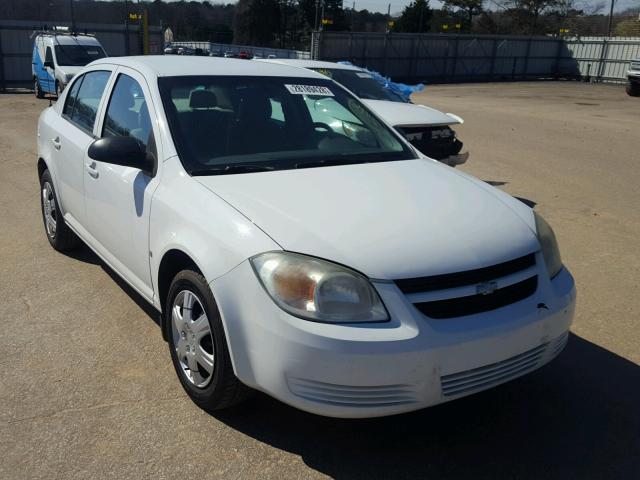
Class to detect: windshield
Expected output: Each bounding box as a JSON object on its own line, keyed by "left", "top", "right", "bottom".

{"left": 310, "top": 68, "right": 406, "bottom": 103}
{"left": 54, "top": 45, "right": 106, "bottom": 67}
{"left": 158, "top": 76, "right": 415, "bottom": 175}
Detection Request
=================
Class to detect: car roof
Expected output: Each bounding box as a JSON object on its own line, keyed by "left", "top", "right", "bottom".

{"left": 38, "top": 34, "right": 101, "bottom": 46}
{"left": 256, "top": 59, "right": 362, "bottom": 72}
{"left": 90, "top": 56, "right": 329, "bottom": 79}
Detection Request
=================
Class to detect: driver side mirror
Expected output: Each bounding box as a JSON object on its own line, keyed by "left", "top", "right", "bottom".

{"left": 44, "top": 60, "right": 54, "bottom": 69}
{"left": 88, "top": 136, "right": 155, "bottom": 176}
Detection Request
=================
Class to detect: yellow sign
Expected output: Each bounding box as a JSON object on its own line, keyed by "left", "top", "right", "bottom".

{"left": 559, "top": 28, "right": 570, "bottom": 34}
{"left": 442, "top": 24, "right": 449, "bottom": 30}
{"left": 129, "top": 13, "right": 142, "bottom": 21}
{"left": 388, "top": 21, "right": 395, "bottom": 27}
{"left": 455, "top": 23, "right": 461, "bottom": 29}
{"left": 321, "top": 18, "right": 333, "bottom": 25}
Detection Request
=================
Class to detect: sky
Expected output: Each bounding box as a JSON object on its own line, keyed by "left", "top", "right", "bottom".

{"left": 176, "top": 0, "right": 640, "bottom": 15}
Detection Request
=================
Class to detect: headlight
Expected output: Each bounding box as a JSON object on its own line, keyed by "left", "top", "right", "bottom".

{"left": 534, "top": 212, "right": 563, "bottom": 279}
{"left": 250, "top": 252, "right": 389, "bottom": 323}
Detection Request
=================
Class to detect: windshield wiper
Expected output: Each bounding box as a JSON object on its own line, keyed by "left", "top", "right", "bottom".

{"left": 191, "top": 164, "right": 275, "bottom": 176}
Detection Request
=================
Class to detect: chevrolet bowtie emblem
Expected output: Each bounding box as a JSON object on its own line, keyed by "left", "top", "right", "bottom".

{"left": 476, "top": 281, "right": 498, "bottom": 295}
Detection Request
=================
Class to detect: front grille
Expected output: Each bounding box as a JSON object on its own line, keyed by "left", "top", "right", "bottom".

{"left": 396, "top": 253, "right": 538, "bottom": 318}
{"left": 396, "top": 253, "right": 536, "bottom": 294}
{"left": 398, "top": 126, "right": 463, "bottom": 160}
{"left": 441, "top": 342, "right": 548, "bottom": 397}
{"left": 415, "top": 276, "right": 537, "bottom": 319}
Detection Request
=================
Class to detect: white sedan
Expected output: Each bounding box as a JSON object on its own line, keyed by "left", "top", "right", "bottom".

{"left": 258, "top": 58, "right": 468, "bottom": 166}
{"left": 37, "top": 56, "right": 575, "bottom": 418}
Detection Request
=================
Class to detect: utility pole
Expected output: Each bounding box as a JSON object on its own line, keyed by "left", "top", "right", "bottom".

{"left": 69, "top": 0, "right": 76, "bottom": 32}
{"left": 418, "top": 0, "right": 424, "bottom": 33}
{"left": 124, "top": 0, "right": 130, "bottom": 55}
{"left": 315, "top": 0, "right": 320, "bottom": 31}
{"left": 607, "top": 0, "right": 616, "bottom": 37}
{"left": 386, "top": 3, "right": 391, "bottom": 33}
{"left": 320, "top": 0, "right": 325, "bottom": 31}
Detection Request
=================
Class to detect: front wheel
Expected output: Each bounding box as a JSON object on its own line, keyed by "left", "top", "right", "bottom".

{"left": 626, "top": 82, "right": 640, "bottom": 97}
{"left": 40, "top": 170, "right": 80, "bottom": 251}
{"left": 166, "top": 270, "right": 252, "bottom": 412}
{"left": 34, "top": 78, "right": 44, "bottom": 99}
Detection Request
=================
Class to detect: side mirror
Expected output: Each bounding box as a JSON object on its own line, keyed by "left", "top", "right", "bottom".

{"left": 44, "top": 60, "right": 54, "bottom": 69}
{"left": 88, "top": 136, "right": 155, "bottom": 175}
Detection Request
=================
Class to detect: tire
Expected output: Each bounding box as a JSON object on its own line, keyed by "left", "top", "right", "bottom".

{"left": 166, "top": 269, "right": 252, "bottom": 412}
{"left": 626, "top": 82, "right": 640, "bottom": 97}
{"left": 35, "top": 78, "right": 44, "bottom": 99}
{"left": 40, "top": 170, "right": 80, "bottom": 251}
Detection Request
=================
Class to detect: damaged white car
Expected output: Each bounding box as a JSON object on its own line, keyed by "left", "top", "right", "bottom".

{"left": 258, "top": 59, "right": 468, "bottom": 167}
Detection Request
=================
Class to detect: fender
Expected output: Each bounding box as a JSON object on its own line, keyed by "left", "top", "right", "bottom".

{"left": 149, "top": 157, "right": 281, "bottom": 311}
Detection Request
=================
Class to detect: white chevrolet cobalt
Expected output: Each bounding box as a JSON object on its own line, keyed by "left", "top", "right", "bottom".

{"left": 37, "top": 57, "right": 576, "bottom": 418}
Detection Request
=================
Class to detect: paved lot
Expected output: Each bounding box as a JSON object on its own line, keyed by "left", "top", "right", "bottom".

{"left": 1, "top": 82, "right": 639, "bottom": 479}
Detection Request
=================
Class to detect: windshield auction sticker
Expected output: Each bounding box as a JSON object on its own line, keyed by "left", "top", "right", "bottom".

{"left": 285, "top": 84, "right": 334, "bottom": 96}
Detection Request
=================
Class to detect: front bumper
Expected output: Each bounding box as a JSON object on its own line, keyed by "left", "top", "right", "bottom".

{"left": 212, "top": 261, "right": 576, "bottom": 418}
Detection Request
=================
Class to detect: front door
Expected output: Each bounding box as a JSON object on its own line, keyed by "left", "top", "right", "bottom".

{"left": 84, "top": 67, "right": 161, "bottom": 301}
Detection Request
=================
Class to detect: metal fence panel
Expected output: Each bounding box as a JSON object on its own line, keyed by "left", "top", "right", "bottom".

{"left": 313, "top": 31, "right": 639, "bottom": 84}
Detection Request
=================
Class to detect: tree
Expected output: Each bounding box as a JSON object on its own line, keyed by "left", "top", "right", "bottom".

{"left": 395, "top": 0, "right": 432, "bottom": 33}
{"left": 233, "top": 0, "right": 281, "bottom": 45}
{"left": 501, "top": 0, "right": 561, "bottom": 34}
{"left": 442, "top": 0, "right": 484, "bottom": 30}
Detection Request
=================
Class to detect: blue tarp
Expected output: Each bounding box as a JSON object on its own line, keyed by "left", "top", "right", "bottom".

{"left": 338, "top": 61, "right": 424, "bottom": 102}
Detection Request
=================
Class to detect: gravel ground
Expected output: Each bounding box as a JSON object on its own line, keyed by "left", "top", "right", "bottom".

{"left": 0, "top": 82, "right": 638, "bottom": 479}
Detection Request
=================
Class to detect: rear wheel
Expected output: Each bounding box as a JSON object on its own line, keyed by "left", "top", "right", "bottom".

{"left": 626, "top": 82, "right": 640, "bottom": 97}
{"left": 34, "top": 78, "right": 44, "bottom": 99}
{"left": 166, "top": 270, "right": 252, "bottom": 411}
{"left": 40, "top": 170, "right": 80, "bottom": 251}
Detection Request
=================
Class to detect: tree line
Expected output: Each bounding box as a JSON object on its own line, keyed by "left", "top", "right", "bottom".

{"left": 1, "top": 0, "right": 638, "bottom": 50}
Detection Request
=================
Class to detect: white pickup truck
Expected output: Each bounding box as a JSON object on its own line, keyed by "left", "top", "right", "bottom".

{"left": 627, "top": 58, "right": 640, "bottom": 96}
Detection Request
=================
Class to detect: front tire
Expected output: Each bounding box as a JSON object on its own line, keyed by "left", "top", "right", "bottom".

{"left": 626, "top": 82, "right": 640, "bottom": 97}
{"left": 40, "top": 170, "right": 80, "bottom": 251}
{"left": 166, "top": 270, "right": 251, "bottom": 412}
{"left": 34, "top": 78, "right": 44, "bottom": 99}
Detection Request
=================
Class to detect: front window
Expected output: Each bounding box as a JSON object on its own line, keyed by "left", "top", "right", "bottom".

{"left": 54, "top": 45, "right": 106, "bottom": 67}
{"left": 311, "top": 68, "right": 406, "bottom": 103}
{"left": 158, "top": 76, "right": 415, "bottom": 175}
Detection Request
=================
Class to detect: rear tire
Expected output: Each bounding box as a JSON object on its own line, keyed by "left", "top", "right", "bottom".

{"left": 166, "top": 269, "right": 252, "bottom": 412}
{"left": 40, "top": 169, "right": 80, "bottom": 251}
{"left": 626, "top": 82, "right": 640, "bottom": 97}
{"left": 35, "top": 78, "right": 44, "bottom": 99}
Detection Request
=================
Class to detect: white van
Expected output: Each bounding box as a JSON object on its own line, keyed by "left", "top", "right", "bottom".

{"left": 32, "top": 29, "right": 107, "bottom": 98}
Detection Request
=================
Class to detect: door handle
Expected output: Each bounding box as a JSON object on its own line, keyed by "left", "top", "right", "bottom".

{"left": 85, "top": 162, "right": 99, "bottom": 179}
{"left": 52, "top": 137, "right": 61, "bottom": 150}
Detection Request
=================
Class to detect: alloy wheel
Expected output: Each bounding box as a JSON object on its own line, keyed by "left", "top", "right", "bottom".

{"left": 42, "top": 181, "right": 57, "bottom": 238}
{"left": 171, "top": 290, "right": 215, "bottom": 388}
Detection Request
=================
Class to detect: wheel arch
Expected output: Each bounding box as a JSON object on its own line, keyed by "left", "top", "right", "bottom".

{"left": 156, "top": 248, "right": 204, "bottom": 340}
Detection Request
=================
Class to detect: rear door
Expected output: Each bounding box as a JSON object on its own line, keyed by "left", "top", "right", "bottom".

{"left": 83, "top": 67, "right": 162, "bottom": 300}
{"left": 52, "top": 69, "right": 112, "bottom": 227}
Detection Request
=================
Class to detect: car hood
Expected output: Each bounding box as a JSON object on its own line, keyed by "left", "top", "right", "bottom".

{"left": 56, "top": 65, "right": 83, "bottom": 79}
{"left": 195, "top": 159, "right": 539, "bottom": 280}
{"left": 361, "top": 99, "right": 463, "bottom": 128}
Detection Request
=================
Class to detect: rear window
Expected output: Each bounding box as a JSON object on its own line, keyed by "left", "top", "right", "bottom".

{"left": 158, "top": 75, "right": 415, "bottom": 175}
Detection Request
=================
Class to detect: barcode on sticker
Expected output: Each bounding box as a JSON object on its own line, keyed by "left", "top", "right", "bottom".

{"left": 285, "top": 84, "right": 334, "bottom": 96}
